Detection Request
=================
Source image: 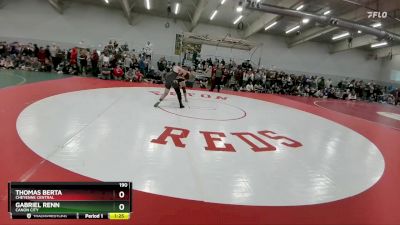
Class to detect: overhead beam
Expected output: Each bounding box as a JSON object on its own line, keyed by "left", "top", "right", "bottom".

{"left": 375, "top": 45, "right": 400, "bottom": 58}
{"left": 288, "top": 8, "right": 366, "bottom": 48}
{"left": 189, "top": 0, "right": 208, "bottom": 32}
{"left": 287, "top": 0, "right": 400, "bottom": 48}
{"left": 48, "top": 0, "right": 63, "bottom": 14}
{"left": 243, "top": 0, "right": 299, "bottom": 38}
{"left": 120, "top": 0, "right": 133, "bottom": 25}
{"left": 331, "top": 27, "right": 400, "bottom": 53}
{"left": 331, "top": 35, "right": 377, "bottom": 53}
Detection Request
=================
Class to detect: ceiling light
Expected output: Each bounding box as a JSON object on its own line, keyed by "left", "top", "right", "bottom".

{"left": 285, "top": 25, "right": 300, "bottom": 34}
{"left": 256, "top": 0, "right": 261, "bottom": 2}
{"left": 105, "top": 0, "right": 109, "bottom": 3}
{"left": 174, "top": 3, "right": 180, "bottom": 15}
{"left": 371, "top": 41, "right": 388, "bottom": 48}
{"left": 371, "top": 22, "right": 382, "bottom": 28}
{"left": 233, "top": 15, "right": 243, "bottom": 24}
{"left": 323, "top": 10, "right": 331, "bottom": 15}
{"left": 296, "top": 4, "right": 304, "bottom": 11}
{"left": 302, "top": 18, "right": 310, "bottom": 24}
{"left": 332, "top": 32, "right": 350, "bottom": 40}
{"left": 357, "top": 30, "right": 362, "bottom": 34}
{"left": 236, "top": 1, "right": 243, "bottom": 12}
{"left": 221, "top": 0, "right": 226, "bottom": 5}
{"left": 265, "top": 21, "right": 277, "bottom": 31}
{"left": 145, "top": 0, "right": 150, "bottom": 10}
{"left": 210, "top": 10, "right": 218, "bottom": 20}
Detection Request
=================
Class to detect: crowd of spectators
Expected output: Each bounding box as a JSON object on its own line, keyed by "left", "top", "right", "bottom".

{"left": 194, "top": 58, "right": 400, "bottom": 105}
{"left": 0, "top": 40, "right": 154, "bottom": 82}
{"left": 1, "top": 40, "right": 399, "bottom": 105}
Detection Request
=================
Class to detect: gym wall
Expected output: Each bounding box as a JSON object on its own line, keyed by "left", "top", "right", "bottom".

{"left": 0, "top": 0, "right": 390, "bottom": 82}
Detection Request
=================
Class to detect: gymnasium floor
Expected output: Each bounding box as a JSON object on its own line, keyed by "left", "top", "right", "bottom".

{"left": 1, "top": 70, "right": 400, "bottom": 225}
{"left": 0, "top": 70, "right": 69, "bottom": 88}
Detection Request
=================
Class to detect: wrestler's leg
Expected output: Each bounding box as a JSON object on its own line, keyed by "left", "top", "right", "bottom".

{"left": 154, "top": 87, "right": 171, "bottom": 107}
{"left": 180, "top": 81, "right": 188, "bottom": 102}
{"left": 174, "top": 86, "right": 184, "bottom": 108}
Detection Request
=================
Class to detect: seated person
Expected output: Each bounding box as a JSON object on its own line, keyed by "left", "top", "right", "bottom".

{"left": 113, "top": 65, "right": 124, "bottom": 80}
{"left": 199, "top": 79, "right": 208, "bottom": 89}
{"left": 99, "top": 63, "right": 112, "bottom": 80}
{"left": 228, "top": 76, "right": 237, "bottom": 88}
{"left": 348, "top": 90, "right": 357, "bottom": 100}
{"left": 313, "top": 89, "right": 323, "bottom": 98}
{"left": 68, "top": 64, "right": 79, "bottom": 75}
{"left": 254, "top": 82, "right": 263, "bottom": 93}
{"left": 62, "top": 63, "right": 70, "bottom": 74}
{"left": 124, "top": 68, "right": 135, "bottom": 82}
{"left": 21, "top": 57, "right": 33, "bottom": 71}
{"left": 4, "top": 58, "right": 15, "bottom": 69}
{"left": 31, "top": 58, "right": 41, "bottom": 72}
{"left": 40, "top": 59, "right": 52, "bottom": 72}
{"left": 133, "top": 70, "right": 143, "bottom": 82}
{"left": 387, "top": 94, "right": 395, "bottom": 105}
{"left": 0, "top": 58, "right": 6, "bottom": 68}
{"left": 56, "top": 62, "right": 65, "bottom": 74}
{"left": 246, "top": 82, "right": 254, "bottom": 92}
{"left": 185, "top": 70, "right": 195, "bottom": 88}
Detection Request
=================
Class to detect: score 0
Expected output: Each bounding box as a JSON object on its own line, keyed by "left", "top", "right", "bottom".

{"left": 117, "top": 183, "right": 129, "bottom": 199}
{"left": 118, "top": 182, "right": 129, "bottom": 198}
{"left": 117, "top": 182, "right": 130, "bottom": 212}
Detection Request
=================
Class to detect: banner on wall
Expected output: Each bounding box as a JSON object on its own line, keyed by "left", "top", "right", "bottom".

{"left": 175, "top": 34, "right": 183, "bottom": 55}
{"left": 175, "top": 34, "right": 202, "bottom": 56}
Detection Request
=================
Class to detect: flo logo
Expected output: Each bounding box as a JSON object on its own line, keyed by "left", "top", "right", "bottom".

{"left": 367, "top": 11, "right": 388, "bottom": 19}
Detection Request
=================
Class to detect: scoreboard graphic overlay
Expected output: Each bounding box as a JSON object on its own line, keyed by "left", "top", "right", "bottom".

{"left": 8, "top": 182, "right": 132, "bottom": 220}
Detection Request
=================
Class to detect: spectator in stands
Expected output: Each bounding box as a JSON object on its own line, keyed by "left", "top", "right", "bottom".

{"left": 157, "top": 57, "right": 167, "bottom": 72}
{"left": 33, "top": 44, "right": 39, "bottom": 57}
{"left": 113, "top": 65, "right": 124, "bottom": 80}
{"left": 100, "top": 51, "right": 109, "bottom": 66}
{"left": 50, "top": 44, "right": 58, "bottom": 70}
{"left": 45, "top": 45, "right": 51, "bottom": 60}
{"left": 242, "top": 69, "right": 249, "bottom": 85}
{"left": 79, "top": 49, "right": 88, "bottom": 75}
{"left": 210, "top": 64, "right": 223, "bottom": 92}
{"left": 31, "top": 57, "right": 41, "bottom": 71}
{"left": 4, "top": 57, "right": 15, "bottom": 69}
{"left": 134, "top": 69, "right": 143, "bottom": 82}
{"left": 38, "top": 47, "right": 46, "bottom": 65}
{"left": 200, "top": 79, "right": 208, "bottom": 89}
{"left": 144, "top": 41, "right": 152, "bottom": 61}
{"left": 124, "top": 68, "right": 134, "bottom": 82}
{"left": 124, "top": 54, "right": 132, "bottom": 72}
{"left": 254, "top": 82, "right": 263, "bottom": 93}
{"left": 99, "top": 63, "right": 111, "bottom": 80}
{"left": 41, "top": 58, "right": 52, "bottom": 72}
{"left": 91, "top": 50, "right": 99, "bottom": 76}
{"left": 0, "top": 57, "right": 5, "bottom": 68}
{"left": 138, "top": 56, "right": 146, "bottom": 75}
{"left": 70, "top": 47, "right": 78, "bottom": 66}
{"left": 348, "top": 90, "right": 357, "bottom": 100}
{"left": 132, "top": 57, "right": 139, "bottom": 70}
